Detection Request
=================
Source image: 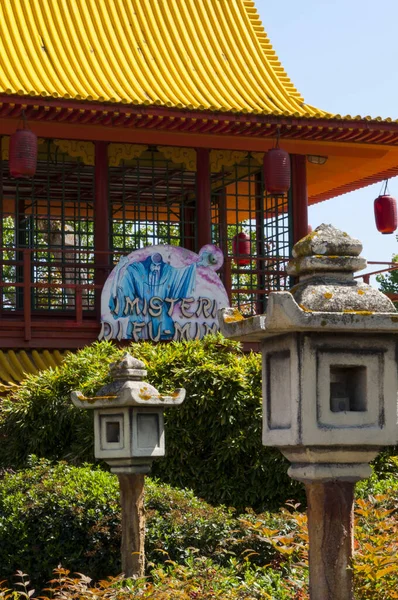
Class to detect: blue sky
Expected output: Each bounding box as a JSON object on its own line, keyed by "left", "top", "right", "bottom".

{"left": 255, "top": 0, "right": 398, "bottom": 271}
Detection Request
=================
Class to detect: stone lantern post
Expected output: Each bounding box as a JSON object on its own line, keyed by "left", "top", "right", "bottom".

{"left": 219, "top": 224, "right": 398, "bottom": 600}
{"left": 71, "top": 353, "right": 185, "bottom": 578}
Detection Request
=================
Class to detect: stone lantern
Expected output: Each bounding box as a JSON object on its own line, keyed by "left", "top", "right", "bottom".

{"left": 219, "top": 224, "right": 398, "bottom": 600}
{"left": 72, "top": 353, "right": 184, "bottom": 474}
{"left": 71, "top": 353, "right": 185, "bottom": 578}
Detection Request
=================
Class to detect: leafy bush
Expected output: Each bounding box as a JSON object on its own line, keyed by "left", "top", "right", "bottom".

{"left": 0, "top": 458, "right": 121, "bottom": 588}
{"left": 1, "top": 460, "right": 397, "bottom": 599}
{"left": 0, "top": 459, "right": 279, "bottom": 590}
{"left": 240, "top": 472, "right": 398, "bottom": 600}
{"left": 0, "top": 562, "right": 298, "bottom": 599}
{"left": 0, "top": 341, "right": 122, "bottom": 466}
{"left": 137, "top": 335, "right": 302, "bottom": 510}
{"left": 0, "top": 336, "right": 302, "bottom": 510}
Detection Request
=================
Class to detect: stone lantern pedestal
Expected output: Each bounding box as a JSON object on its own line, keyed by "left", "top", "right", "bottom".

{"left": 220, "top": 224, "right": 398, "bottom": 600}
{"left": 71, "top": 353, "right": 185, "bottom": 578}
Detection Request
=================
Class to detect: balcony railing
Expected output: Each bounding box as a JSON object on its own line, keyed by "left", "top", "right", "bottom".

{"left": 0, "top": 248, "right": 396, "bottom": 352}
{"left": 0, "top": 246, "right": 293, "bottom": 346}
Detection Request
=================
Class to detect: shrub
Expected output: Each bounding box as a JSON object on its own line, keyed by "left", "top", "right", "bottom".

{"left": 240, "top": 472, "right": 398, "bottom": 600}
{"left": 0, "top": 341, "right": 122, "bottom": 467}
{"left": 0, "top": 458, "right": 121, "bottom": 588}
{"left": 0, "top": 336, "right": 302, "bottom": 510}
{"left": 1, "top": 460, "right": 397, "bottom": 599}
{"left": 0, "top": 459, "right": 279, "bottom": 590}
{"left": 135, "top": 335, "right": 302, "bottom": 510}
{"left": 0, "top": 562, "right": 297, "bottom": 599}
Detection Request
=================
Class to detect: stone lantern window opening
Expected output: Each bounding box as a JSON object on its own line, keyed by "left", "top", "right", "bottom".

{"left": 104, "top": 416, "right": 123, "bottom": 445}
{"left": 330, "top": 365, "right": 367, "bottom": 413}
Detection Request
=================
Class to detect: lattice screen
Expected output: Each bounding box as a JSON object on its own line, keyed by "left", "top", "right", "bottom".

{"left": 0, "top": 142, "right": 292, "bottom": 318}
{"left": 109, "top": 146, "right": 196, "bottom": 256}
{"left": 211, "top": 153, "right": 292, "bottom": 316}
{"left": 0, "top": 140, "right": 94, "bottom": 311}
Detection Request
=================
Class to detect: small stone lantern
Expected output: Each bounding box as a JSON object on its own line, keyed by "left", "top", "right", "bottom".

{"left": 72, "top": 353, "right": 184, "bottom": 474}
{"left": 219, "top": 224, "right": 398, "bottom": 600}
{"left": 71, "top": 353, "right": 185, "bottom": 578}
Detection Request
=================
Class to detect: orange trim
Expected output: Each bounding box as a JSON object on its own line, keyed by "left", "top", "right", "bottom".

{"left": 2, "top": 117, "right": 397, "bottom": 202}
{"left": 1, "top": 117, "right": 395, "bottom": 153}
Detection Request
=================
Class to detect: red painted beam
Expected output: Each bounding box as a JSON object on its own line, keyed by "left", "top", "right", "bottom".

{"left": 1, "top": 94, "right": 398, "bottom": 139}
{"left": 94, "top": 141, "right": 110, "bottom": 315}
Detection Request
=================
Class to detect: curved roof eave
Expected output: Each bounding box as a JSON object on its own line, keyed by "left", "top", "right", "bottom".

{"left": 0, "top": 0, "right": 329, "bottom": 118}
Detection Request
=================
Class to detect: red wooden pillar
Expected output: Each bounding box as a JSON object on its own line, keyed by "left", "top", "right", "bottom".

{"left": 94, "top": 141, "right": 109, "bottom": 316}
{"left": 255, "top": 171, "right": 266, "bottom": 314}
{"left": 196, "top": 148, "right": 212, "bottom": 250}
{"left": 291, "top": 154, "right": 308, "bottom": 244}
{"left": 0, "top": 136, "right": 3, "bottom": 313}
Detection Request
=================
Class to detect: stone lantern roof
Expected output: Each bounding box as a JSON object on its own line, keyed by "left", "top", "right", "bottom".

{"left": 219, "top": 224, "right": 397, "bottom": 343}
{"left": 287, "top": 223, "right": 396, "bottom": 314}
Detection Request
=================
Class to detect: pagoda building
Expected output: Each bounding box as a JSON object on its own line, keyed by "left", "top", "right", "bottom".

{"left": 0, "top": 0, "right": 398, "bottom": 388}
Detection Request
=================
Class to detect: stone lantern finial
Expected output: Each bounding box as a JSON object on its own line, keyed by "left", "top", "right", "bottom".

{"left": 287, "top": 223, "right": 396, "bottom": 314}
{"left": 109, "top": 353, "right": 147, "bottom": 381}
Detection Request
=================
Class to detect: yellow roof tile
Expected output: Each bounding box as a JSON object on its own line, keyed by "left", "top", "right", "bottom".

{"left": 0, "top": 350, "right": 67, "bottom": 388}
{"left": 0, "top": 0, "right": 328, "bottom": 117}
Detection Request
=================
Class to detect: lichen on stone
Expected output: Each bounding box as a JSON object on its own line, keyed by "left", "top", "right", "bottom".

{"left": 139, "top": 386, "right": 156, "bottom": 401}
{"left": 299, "top": 304, "right": 313, "bottom": 313}
{"left": 79, "top": 393, "right": 117, "bottom": 403}
{"left": 342, "top": 310, "right": 374, "bottom": 316}
{"left": 292, "top": 223, "right": 362, "bottom": 259}
{"left": 223, "top": 308, "right": 245, "bottom": 323}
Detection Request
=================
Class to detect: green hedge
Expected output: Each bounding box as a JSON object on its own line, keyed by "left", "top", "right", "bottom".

{"left": 2, "top": 459, "right": 397, "bottom": 597}
{"left": 0, "top": 458, "right": 279, "bottom": 589}
{"left": 0, "top": 341, "right": 119, "bottom": 466}
{"left": 0, "top": 336, "right": 302, "bottom": 510}
{"left": 0, "top": 458, "right": 120, "bottom": 587}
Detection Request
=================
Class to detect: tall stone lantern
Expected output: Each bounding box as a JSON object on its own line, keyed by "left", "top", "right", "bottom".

{"left": 71, "top": 353, "right": 185, "bottom": 578}
{"left": 219, "top": 224, "right": 398, "bottom": 600}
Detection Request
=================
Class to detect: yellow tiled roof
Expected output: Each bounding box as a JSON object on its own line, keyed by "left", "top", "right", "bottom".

{"left": 0, "top": 350, "right": 67, "bottom": 393}
{"left": 0, "top": 0, "right": 328, "bottom": 117}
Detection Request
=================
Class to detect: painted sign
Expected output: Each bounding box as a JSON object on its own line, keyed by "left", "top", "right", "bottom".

{"left": 99, "top": 244, "right": 229, "bottom": 342}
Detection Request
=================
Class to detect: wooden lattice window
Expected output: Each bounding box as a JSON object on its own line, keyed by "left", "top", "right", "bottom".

{"left": 109, "top": 146, "right": 196, "bottom": 258}
{"left": 211, "top": 153, "right": 293, "bottom": 316}
{"left": 0, "top": 140, "right": 95, "bottom": 311}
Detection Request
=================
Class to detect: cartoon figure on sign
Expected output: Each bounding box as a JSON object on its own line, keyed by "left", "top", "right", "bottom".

{"left": 109, "top": 251, "right": 196, "bottom": 340}
{"left": 103, "top": 244, "right": 228, "bottom": 342}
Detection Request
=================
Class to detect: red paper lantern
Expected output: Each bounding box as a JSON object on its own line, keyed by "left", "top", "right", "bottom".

{"left": 232, "top": 232, "right": 251, "bottom": 265}
{"left": 263, "top": 147, "right": 291, "bottom": 194}
{"left": 374, "top": 194, "right": 397, "bottom": 234}
{"left": 9, "top": 126, "right": 38, "bottom": 178}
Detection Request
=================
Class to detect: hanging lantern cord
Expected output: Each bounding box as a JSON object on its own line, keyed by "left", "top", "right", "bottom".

{"left": 275, "top": 126, "right": 281, "bottom": 148}
{"left": 21, "top": 109, "right": 27, "bottom": 129}
{"left": 381, "top": 179, "right": 389, "bottom": 196}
